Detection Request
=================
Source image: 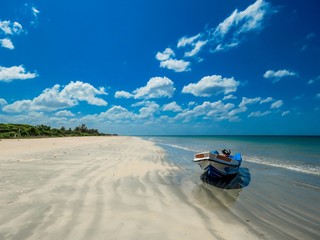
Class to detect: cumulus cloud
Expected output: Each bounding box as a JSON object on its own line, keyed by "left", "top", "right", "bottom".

{"left": 0, "top": 20, "right": 23, "bottom": 35}
{"left": 156, "top": 48, "right": 175, "bottom": 61}
{"left": 115, "top": 90, "right": 134, "bottom": 99}
{"left": 239, "top": 97, "right": 261, "bottom": 108}
{"left": 3, "top": 81, "right": 108, "bottom": 113}
{"left": 99, "top": 101, "right": 160, "bottom": 123}
{"left": 138, "top": 101, "right": 160, "bottom": 118}
{"left": 223, "top": 94, "right": 237, "bottom": 100}
{"left": 156, "top": 48, "right": 191, "bottom": 72}
{"left": 248, "top": 110, "right": 271, "bottom": 118}
{"left": 132, "top": 77, "right": 175, "bottom": 99}
{"left": 228, "top": 106, "right": 247, "bottom": 117}
{"left": 271, "top": 100, "right": 283, "bottom": 109}
{"left": 0, "top": 65, "right": 38, "bottom": 82}
{"left": 260, "top": 97, "right": 273, "bottom": 104}
{"left": 282, "top": 111, "right": 290, "bottom": 116}
{"left": 159, "top": 59, "right": 190, "bottom": 72}
{"left": 54, "top": 110, "right": 75, "bottom": 117}
{"left": 175, "top": 101, "right": 236, "bottom": 122}
{"left": 228, "top": 96, "right": 275, "bottom": 118}
{"left": 182, "top": 75, "right": 240, "bottom": 97}
{"left": 100, "top": 106, "right": 136, "bottom": 122}
{"left": 263, "top": 69, "right": 298, "bottom": 83}
{"left": 162, "top": 101, "right": 183, "bottom": 112}
{"left": 0, "top": 38, "right": 14, "bottom": 49}
{"left": 0, "top": 98, "right": 7, "bottom": 106}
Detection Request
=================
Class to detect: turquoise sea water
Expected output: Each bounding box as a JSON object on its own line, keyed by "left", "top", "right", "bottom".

{"left": 145, "top": 135, "right": 320, "bottom": 177}
{"left": 143, "top": 135, "right": 320, "bottom": 239}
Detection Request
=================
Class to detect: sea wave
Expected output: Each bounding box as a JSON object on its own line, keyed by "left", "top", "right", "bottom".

{"left": 245, "top": 156, "right": 320, "bottom": 176}
{"left": 153, "top": 142, "right": 200, "bottom": 152}
{"left": 146, "top": 137, "right": 320, "bottom": 176}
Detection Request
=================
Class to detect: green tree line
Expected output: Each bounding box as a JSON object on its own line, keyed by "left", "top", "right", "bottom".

{"left": 0, "top": 123, "right": 117, "bottom": 138}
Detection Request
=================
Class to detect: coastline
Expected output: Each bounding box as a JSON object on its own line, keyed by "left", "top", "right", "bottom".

{"left": 0, "top": 136, "right": 259, "bottom": 240}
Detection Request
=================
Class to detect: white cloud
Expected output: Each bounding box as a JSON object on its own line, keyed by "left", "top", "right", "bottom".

{"left": 54, "top": 110, "right": 75, "bottom": 117}
{"left": 115, "top": 90, "right": 134, "bottom": 98}
{"left": 156, "top": 0, "right": 274, "bottom": 72}
{"left": 32, "top": 7, "right": 40, "bottom": 17}
{"left": 239, "top": 97, "right": 261, "bottom": 108}
{"left": 133, "top": 77, "right": 175, "bottom": 99}
{"left": 228, "top": 106, "right": 247, "bottom": 117}
{"left": 0, "top": 98, "right": 7, "bottom": 106}
{"left": 271, "top": 100, "right": 283, "bottom": 109}
{"left": 98, "top": 102, "right": 160, "bottom": 123}
{"left": 138, "top": 101, "right": 160, "bottom": 118}
{"left": 177, "top": 34, "right": 207, "bottom": 57}
{"left": 223, "top": 94, "right": 237, "bottom": 100}
{"left": 307, "top": 75, "right": 320, "bottom": 85}
{"left": 0, "top": 65, "right": 38, "bottom": 82}
{"left": 182, "top": 75, "right": 240, "bottom": 97}
{"left": 22, "top": 4, "right": 40, "bottom": 26}
{"left": 315, "top": 93, "right": 320, "bottom": 100}
{"left": 156, "top": 48, "right": 175, "bottom": 61}
{"left": 156, "top": 48, "right": 190, "bottom": 72}
{"left": 100, "top": 106, "right": 136, "bottom": 122}
{"left": 248, "top": 110, "right": 271, "bottom": 118}
{"left": 3, "top": 81, "right": 108, "bottom": 113}
{"left": 263, "top": 69, "right": 297, "bottom": 83}
{"left": 0, "top": 21, "right": 23, "bottom": 35}
{"left": 211, "top": 0, "right": 273, "bottom": 52}
{"left": 163, "top": 101, "right": 183, "bottom": 112}
{"left": 175, "top": 101, "right": 236, "bottom": 122}
{"left": 159, "top": 59, "right": 191, "bottom": 72}
{"left": 177, "top": 34, "right": 201, "bottom": 48}
{"left": 184, "top": 40, "right": 208, "bottom": 57}
{"left": 0, "top": 38, "right": 14, "bottom": 49}
{"left": 62, "top": 81, "right": 107, "bottom": 105}
{"left": 156, "top": 0, "right": 274, "bottom": 73}
{"left": 260, "top": 97, "right": 273, "bottom": 104}
{"left": 282, "top": 111, "right": 290, "bottom": 116}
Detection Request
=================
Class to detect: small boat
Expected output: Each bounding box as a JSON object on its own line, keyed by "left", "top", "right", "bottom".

{"left": 193, "top": 150, "right": 242, "bottom": 178}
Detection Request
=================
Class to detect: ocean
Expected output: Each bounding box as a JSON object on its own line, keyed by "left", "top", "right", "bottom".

{"left": 143, "top": 135, "right": 320, "bottom": 239}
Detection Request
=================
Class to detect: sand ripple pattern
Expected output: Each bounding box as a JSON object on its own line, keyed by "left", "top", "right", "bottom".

{"left": 0, "top": 137, "right": 270, "bottom": 240}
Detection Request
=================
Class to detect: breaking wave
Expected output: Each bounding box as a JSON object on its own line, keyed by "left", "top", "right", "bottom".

{"left": 245, "top": 156, "right": 320, "bottom": 176}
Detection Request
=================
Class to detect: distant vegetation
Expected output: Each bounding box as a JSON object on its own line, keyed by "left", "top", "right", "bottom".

{"left": 0, "top": 123, "right": 117, "bottom": 139}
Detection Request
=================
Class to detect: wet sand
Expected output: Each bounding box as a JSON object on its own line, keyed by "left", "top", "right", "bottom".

{"left": 0, "top": 136, "right": 259, "bottom": 240}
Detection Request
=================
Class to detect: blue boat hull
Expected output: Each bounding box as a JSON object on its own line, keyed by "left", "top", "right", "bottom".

{"left": 193, "top": 151, "right": 242, "bottom": 178}
{"left": 205, "top": 164, "right": 240, "bottom": 178}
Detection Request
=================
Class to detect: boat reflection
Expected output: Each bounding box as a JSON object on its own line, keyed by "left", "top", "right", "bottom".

{"left": 200, "top": 167, "right": 251, "bottom": 189}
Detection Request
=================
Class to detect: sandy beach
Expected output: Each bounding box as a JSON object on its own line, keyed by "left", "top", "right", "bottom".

{"left": 0, "top": 136, "right": 260, "bottom": 240}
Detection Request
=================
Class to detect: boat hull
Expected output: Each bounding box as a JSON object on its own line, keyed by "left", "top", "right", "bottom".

{"left": 193, "top": 151, "right": 242, "bottom": 178}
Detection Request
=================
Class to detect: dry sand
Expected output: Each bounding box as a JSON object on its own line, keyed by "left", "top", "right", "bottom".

{"left": 0, "top": 136, "right": 257, "bottom": 240}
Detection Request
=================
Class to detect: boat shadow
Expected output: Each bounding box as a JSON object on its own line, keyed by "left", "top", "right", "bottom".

{"left": 200, "top": 167, "right": 251, "bottom": 189}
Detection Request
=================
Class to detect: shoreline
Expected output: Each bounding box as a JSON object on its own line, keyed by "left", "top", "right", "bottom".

{"left": 0, "top": 136, "right": 258, "bottom": 240}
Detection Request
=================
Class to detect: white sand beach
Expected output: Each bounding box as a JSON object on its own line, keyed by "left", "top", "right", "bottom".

{"left": 0, "top": 136, "right": 258, "bottom": 240}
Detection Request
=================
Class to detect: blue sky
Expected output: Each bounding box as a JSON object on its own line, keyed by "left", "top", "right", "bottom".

{"left": 0, "top": 0, "right": 319, "bottom": 135}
